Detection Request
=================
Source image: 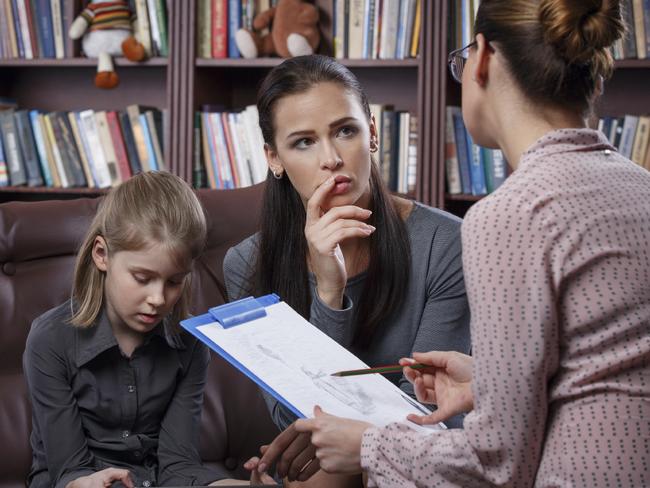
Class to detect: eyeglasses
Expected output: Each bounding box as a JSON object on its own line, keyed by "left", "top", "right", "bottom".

{"left": 448, "top": 41, "right": 477, "bottom": 84}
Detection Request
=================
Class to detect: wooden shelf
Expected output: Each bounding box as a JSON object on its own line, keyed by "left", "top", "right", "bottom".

{"left": 0, "top": 186, "right": 107, "bottom": 195}
{"left": 196, "top": 58, "right": 420, "bottom": 68}
{"left": 445, "top": 193, "right": 485, "bottom": 202}
{"left": 614, "top": 59, "right": 650, "bottom": 69}
{"left": 0, "top": 57, "right": 168, "bottom": 67}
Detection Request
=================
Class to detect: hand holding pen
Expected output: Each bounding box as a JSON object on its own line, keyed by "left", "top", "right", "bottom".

{"left": 400, "top": 351, "right": 474, "bottom": 425}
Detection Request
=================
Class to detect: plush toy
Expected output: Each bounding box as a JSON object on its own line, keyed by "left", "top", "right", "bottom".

{"left": 69, "top": 0, "right": 146, "bottom": 90}
{"left": 235, "top": 0, "right": 320, "bottom": 59}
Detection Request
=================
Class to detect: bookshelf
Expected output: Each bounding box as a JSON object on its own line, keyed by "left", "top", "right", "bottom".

{"left": 0, "top": 0, "right": 448, "bottom": 206}
{"left": 440, "top": 2, "right": 650, "bottom": 218}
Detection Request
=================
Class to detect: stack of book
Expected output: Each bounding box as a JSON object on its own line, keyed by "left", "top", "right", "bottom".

{"left": 0, "top": 101, "right": 165, "bottom": 188}
{"left": 193, "top": 104, "right": 418, "bottom": 194}
{"left": 613, "top": 0, "right": 650, "bottom": 60}
{"left": 0, "top": 0, "right": 168, "bottom": 60}
{"left": 444, "top": 106, "right": 508, "bottom": 197}
{"left": 598, "top": 115, "right": 650, "bottom": 169}
{"left": 333, "top": 0, "right": 421, "bottom": 60}
{"left": 197, "top": 0, "right": 271, "bottom": 59}
{"left": 448, "top": 0, "right": 481, "bottom": 52}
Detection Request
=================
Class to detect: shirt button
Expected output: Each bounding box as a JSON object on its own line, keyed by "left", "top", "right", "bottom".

{"left": 142, "top": 481, "right": 151, "bottom": 487}
{"left": 604, "top": 149, "right": 612, "bottom": 155}
{"left": 128, "top": 385, "right": 136, "bottom": 393}
{"left": 134, "top": 450, "right": 141, "bottom": 458}
{"left": 122, "top": 430, "right": 130, "bottom": 438}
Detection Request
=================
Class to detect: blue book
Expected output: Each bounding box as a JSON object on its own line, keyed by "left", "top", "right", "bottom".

{"left": 228, "top": 0, "right": 241, "bottom": 58}
{"left": 181, "top": 295, "right": 437, "bottom": 425}
{"left": 29, "top": 110, "right": 53, "bottom": 187}
{"left": 138, "top": 113, "right": 158, "bottom": 171}
{"left": 11, "top": 0, "right": 24, "bottom": 58}
{"left": 31, "top": 0, "right": 55, "bottom": 58}
{"left": 466, "top": 132, "right": 487, "bottom": 195}
{"left": 201, "top": 112, "right": 222, "bottom": 189}
{"left": 451, "top": 108, "right": 472, "bottom": 194}
{"left": 0, "top": 133, "right": 8, "bottom": 187}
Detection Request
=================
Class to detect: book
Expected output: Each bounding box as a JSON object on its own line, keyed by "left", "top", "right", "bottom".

{"left": 212, "top": 0, "right": 227, "bottom": 59}
{"left": 68, "top": 111, "right": 96, "bottom": 188}
{"left": 0, "top": 130, "right": 8, "bottom": 186}
{"left": 0, "top": 109, "right": 27, "bottom": 186}
{"left": 78, "top": 109, "right": 111, "bottom": 188}
{"left": 228, "top": 0, "right": 241, "bottom": 58}
{"left": 51, "top": 112, "right": 87, "bottom": 187}
{"left": 127, "top": 104, "right": 153, "bottom": 172}
{"left": 37, "top": 113, "right": 61, "bottom": 187}
{"left": 42, "top": 113, "right": 68, "bottom": 187}
{"left": 144, "top": 110, "right": 165, "bottom": 170}
{"left": 29, "top": 110, "right": 53, "bottom": 187}
{"left": 118, "top": 111, "right": 142, "bottom": 175}
{"left": 138, "top": 113, "right": 158, "bottom": 171}
{"left": 631, "top": 116, "right": 650, "bottom": 167}
{"left": 14, "top": 109, "right": 43, "bottom": 186}
{"left": 106, "top": 111, "right": 133, "bottom": 181}
{"left": 181, "top": 295, "right": 445, "bottom": 430}
{"left": 444, "top": 106, "right": 461, "bottom": 194}
{"left": 450, "top": 107, "right": 472, "bottom": 194}
{"left": 94, "top": 110, "right": 122, "bottom": 186}
{"left": 134, "top": 0, "right": 153, "bottom": 57}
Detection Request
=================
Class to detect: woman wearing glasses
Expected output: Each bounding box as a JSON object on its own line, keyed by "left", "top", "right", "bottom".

{"left": 251, "top": 0, "right": 650, "bottom": 486}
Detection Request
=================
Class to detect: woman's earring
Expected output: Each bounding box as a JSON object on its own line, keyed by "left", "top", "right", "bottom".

{"left": 272, "top": 169, "right": 283, "bottom": 180}
{"left": 370, "top": 138, "right": 379, "bottom": 153}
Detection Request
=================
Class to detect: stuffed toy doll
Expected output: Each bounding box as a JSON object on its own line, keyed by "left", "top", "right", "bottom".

{"left": 235, "top": 0, "right": 321, "bottom": 58}
{"left": 69, "top": 0, "right": 146, "bottom": 89}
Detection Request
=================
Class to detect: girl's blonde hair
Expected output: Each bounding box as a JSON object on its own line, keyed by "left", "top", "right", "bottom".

{"left": 71, "top": 171, "right": 207, "bottom": 328}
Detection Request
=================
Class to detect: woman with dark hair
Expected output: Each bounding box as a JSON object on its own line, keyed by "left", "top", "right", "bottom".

{"left": 223, "top": 54, "right": 471, "bottom": 486}
{"left": 253, "top": 1, "right": 650, "bottom": 487}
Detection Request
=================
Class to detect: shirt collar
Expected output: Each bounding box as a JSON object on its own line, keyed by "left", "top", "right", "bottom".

{"left": 520, "top": 128, "right": 614, "bottom": 168}
{"left": 75, "top": 308, "right": 186, "bottom": 367}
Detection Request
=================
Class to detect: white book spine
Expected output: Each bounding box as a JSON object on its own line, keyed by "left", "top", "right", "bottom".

{"left": 50, "top": 0, "right": 64, "bottom": 58}
{"left": 79, "top": 110, "right": 112, "bottom": 188}
{"left": 16, "top": 0, "right": 33, "bottom": 58}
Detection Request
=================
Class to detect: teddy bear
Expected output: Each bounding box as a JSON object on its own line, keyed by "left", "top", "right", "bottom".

{"left": 68, "top": 0, "right": 146, "bottom": 90}
{"left": 235, "top": 0, "right": 321, "bottom": 59}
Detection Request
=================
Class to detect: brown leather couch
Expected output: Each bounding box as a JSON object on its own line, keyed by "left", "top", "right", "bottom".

{"left": 0, "top": 184, "right": 279, "bottom": 488}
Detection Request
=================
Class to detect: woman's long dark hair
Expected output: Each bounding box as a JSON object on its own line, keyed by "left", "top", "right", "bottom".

{"left": 254, "top": 55, "right": 410, "bottom": 348}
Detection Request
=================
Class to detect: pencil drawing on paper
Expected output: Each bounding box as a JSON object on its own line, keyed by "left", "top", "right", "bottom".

{"left": 301, "top": 366, "right": 377, "bottom": 415}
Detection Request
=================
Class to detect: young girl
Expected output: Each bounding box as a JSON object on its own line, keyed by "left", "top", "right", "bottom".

{"left": 257, "top": 1, "right": 650, "bottom": 486}
{"left": 23, "top": 172, "right": 266, "bottom": 487}
{"left": 225, "top": 55, "right": 471, "bottom": 486}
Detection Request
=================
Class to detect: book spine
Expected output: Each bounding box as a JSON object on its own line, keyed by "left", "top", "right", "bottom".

{"left": 15, "top": 0, "right": 33, "bottom": 58}
{"left": 444, "top": 106, "right": 461, "bottom": 195}
{"left": 78, "top": 110, "right": 111, "bottom": 188}
{"left": 118, "top": 111, "right": 142, "bottom": 175}
{"left": 623, "top": 0, "right": 638, "bottom": 58}
{"left": 451, "top": 108, "right": 471, "bottom": 194}
{"left": 203, "top": 112, "right": 222, "bottom": 188}
{"left": 193, "top": 112, "right": 206, "bottom": 188}
{"left": 632, "top": 0, "right": 647, "bottom": 59}
{"left": 0, "top": 128, "right": 8, "bottom": 186}
{"left": 3, "top": 0, "right": 19, "bottom": 58}
{"left": 49, "top": 0, "right": 63, "bottom": 58}
{"left": 347, "top": 0, "right": 364, "bottom": 59}
{"left": 135, "top": 0, "right": 153, "bottom": 57}
{"left": 32, "top": 0, "right": 54, "bottom": 57}
{"left": 220, "top": 112, "right": 240, "bottom": 187}
{"left": 196, "top": 0, "right": 211, "bottom": 58}
{"left": 106, "top": 111, "right": 133, "bottom": 181}
{"left": 212, "top": 0, "right": 227, "bottom": 59}
{"left": 67, "top": 111, "right": 96, "bottom": 188}
{"left": 43, "top": 113, "right": 70, "bottom": 187}
{"left": 154, "top": 0, "right": 167, "bottom": 56}
{"left": 14, "top": 110, "right": 43, "bottom": 186}
{"left": 467, "top": 132, "right": 487, "bottom": 195}
{"left": 491, "top": 149, "right": 508, "bottom": 191}
{"left": 138, "top": 113, "right": 158, "bottom": 171}
{"left": 145, "top": 0, "right": 161, "bottom": 56}
{"left": 72, "top": 112, "right": 98, "bottom": 188}
{"left": 54, "top": 112, "right": 87, "bottom": 187}
{"left": 410, "top": 0, "right": 421, "bottom": 58}
{"left": 145, "top": 110, "right": 165, "bottom": 171}
{"left": 228, "top": 0, "right": 241, "bottom": 58}
{"left": 0, "top": 110, "right": 27, "bottom": 185}
{"left": 29, "top": 110, "right": 53, "bottom": 186}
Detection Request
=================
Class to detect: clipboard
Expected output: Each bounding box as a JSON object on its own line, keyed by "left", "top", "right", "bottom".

{"left": 181, "top": 295, "right": 443, "bottom": 430}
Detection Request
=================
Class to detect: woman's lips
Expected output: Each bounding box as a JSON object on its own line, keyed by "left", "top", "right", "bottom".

{"left": 331, "top": 175, "right": 351, "bottom": 195}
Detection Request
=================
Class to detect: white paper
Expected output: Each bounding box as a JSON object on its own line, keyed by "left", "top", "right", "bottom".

{"left": 198, "top": 301, "right": 444, "bottom": 432}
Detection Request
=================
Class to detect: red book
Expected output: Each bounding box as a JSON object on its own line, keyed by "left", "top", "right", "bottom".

{"left": 211, "top": 0, "right": 227, "bottom": 58}
{"left": 106, "top": 111, "right": 133, "bottom": 181}
{"left": 220, "top": 112, "right": 240, "bottom": 187}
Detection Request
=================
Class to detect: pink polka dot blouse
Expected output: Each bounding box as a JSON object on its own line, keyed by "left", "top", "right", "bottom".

{"left": 360, "top": 129, "right": 650, "bottom": 487}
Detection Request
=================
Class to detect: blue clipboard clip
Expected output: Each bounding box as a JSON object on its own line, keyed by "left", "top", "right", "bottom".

{"left": 208, "top": 293, "right": 280, "bottom": 328}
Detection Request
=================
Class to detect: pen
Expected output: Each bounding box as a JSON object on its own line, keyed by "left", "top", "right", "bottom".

{"left": 331, "top": 363, "right": 427, "bottom": 377}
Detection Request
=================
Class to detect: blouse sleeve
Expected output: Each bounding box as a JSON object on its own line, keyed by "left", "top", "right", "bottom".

{"left": 360, "top": 193, "right": 560, "bottom": 487}
{"left": 23, "top": 321, "right": 97, "bottom": 488}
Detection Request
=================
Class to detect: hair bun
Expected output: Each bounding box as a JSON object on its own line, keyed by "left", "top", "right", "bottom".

{"left": 539, "top": 0, "right": 624, "bottom": 65}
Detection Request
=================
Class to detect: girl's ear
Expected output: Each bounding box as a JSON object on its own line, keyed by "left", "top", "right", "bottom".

{"left": 473, "top": 33, "right": 492, "bottom": 87}
{"left": 264, "top": 143, "right": 284, "bottom": 178}
{"left": 91, "top": 236, "right": 109, "bottom": 272}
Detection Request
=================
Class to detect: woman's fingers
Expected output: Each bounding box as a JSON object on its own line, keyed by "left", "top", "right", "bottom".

{"left": 275, "top": 432, "right": 312, "bottom": 479}
{"left": 98, "top": 468, "right": 133, "bottom": 488}
{"left": 286, "top": 443, "right": 318, "bottom": 481}
{"left": 306, "top": 177, "right": 336, "bottom": 222}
